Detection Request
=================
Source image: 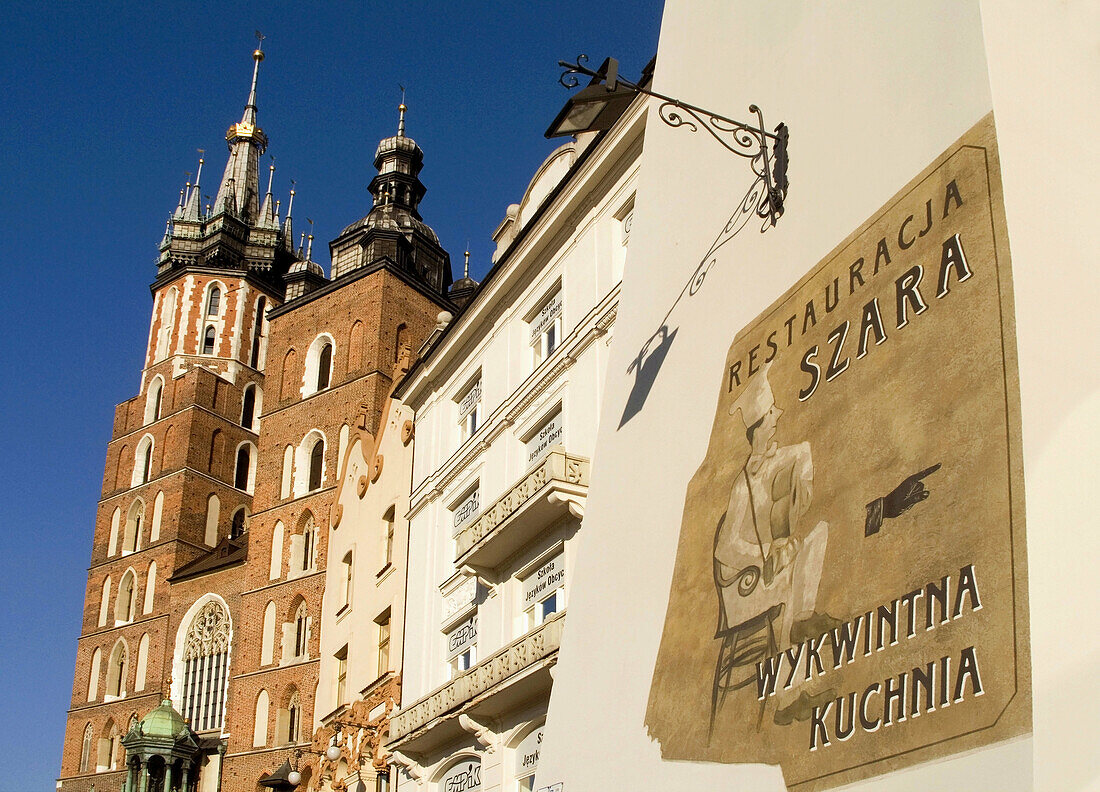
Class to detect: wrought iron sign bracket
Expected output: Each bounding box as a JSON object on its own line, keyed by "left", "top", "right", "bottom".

{"left": 555, "top": 55, "right": 789, "bottom": 228}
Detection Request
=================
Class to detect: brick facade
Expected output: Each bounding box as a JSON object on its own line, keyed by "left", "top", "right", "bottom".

{"left": 59, "top": 53, "right": 455, "bottom": 792}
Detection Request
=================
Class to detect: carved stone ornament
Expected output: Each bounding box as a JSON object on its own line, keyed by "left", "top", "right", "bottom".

{"left": 370, "top": 454, "right": 384, "bottom": 483}
{"left": 357, "top": 475, "right": 369, "bottom": 498}
{"left": 401, "top": 420, "right": 414, "bottom": 445}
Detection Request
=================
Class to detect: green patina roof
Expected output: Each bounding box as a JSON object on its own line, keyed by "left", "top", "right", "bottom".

{"left": 137, "top": 699, "right": 190, "bottom": 738}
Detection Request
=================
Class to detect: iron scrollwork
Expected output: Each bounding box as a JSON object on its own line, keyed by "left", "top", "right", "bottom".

{"left": 557, "top": 55, "right": 789, "bottom": 228}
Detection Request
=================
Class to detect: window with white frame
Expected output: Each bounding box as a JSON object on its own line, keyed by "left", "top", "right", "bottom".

{"left": 456, "top": 376, "right": 482, "bottom": 444}
{"left": 513, "top": 724, "right": 544, "bottom": 792}
{"left": 446, "top": 612, "right": 477, "bottom": 677}
{"left": 529, "top": 288, "right": 562, "bottom": 368}
{"left": 335, "top": 645, "right": 348, "bottom": 707}
{"left": 381, "top": 505, "right": 396, "bottom": 570}
{"left": 179, "top": 599, "right": 231, "bottom": 731}
{"left": 339, "top": 552, "right": 353, "bottom": 612}
{"left": 376, "top": 610, "right": 391, "bottom": 677}
{"left": 520, "top": 551, "right": 565, "bottom": 634}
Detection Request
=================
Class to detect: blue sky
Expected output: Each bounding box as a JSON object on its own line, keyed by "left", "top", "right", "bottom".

{"left": 0, "top": 2, "right": 662, "bottom": 789}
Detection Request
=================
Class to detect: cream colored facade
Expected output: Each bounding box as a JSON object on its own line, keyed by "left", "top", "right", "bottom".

{"left": 385, "top": 97, "right": 646, "bottom": 790}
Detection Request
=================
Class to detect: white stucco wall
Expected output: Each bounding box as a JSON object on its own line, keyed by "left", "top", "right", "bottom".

{"left": 536, "top": 2, "right": 1098, "bottom": 790}
{"left": 394, "top": 100, "right": 645, "bottom": 789}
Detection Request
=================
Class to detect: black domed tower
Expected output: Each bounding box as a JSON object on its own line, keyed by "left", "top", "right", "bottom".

{"left": 327, "top": 102, "right": 453, "bottom": 297}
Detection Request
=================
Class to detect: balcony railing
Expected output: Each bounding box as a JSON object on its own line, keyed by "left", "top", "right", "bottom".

{"left": 454, "top": 448, "right": 589, "bottom": 567}
{"left": 389, "top": 612, "right": 564, "bottom": 742}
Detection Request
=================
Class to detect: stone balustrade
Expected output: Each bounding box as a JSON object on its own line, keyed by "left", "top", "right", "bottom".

{"left": 454, "top": 448, "right": 589, "bottom": 561}
{"left": 389, "top": 613, "right": 564, "bottom": 742}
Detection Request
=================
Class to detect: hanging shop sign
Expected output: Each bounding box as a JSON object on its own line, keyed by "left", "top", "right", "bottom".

{"left": 645, "top": 114, "right": 1030, "bottom": 790}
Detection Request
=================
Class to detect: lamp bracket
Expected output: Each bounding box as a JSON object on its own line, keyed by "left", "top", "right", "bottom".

{"left": 557, "top": 55, "right": 789, "bottom": 227}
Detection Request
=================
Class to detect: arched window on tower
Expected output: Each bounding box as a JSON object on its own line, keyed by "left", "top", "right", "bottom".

{"left": 179, "top": 599, "right": 231, "bottom": 732}
{"left": 293, "top": 601, "right": 309, "bottom": 659}
{"left": 279, "top": 688, "right": 301, "bottom": 744}
{"left": 115, "top": 570, "right": 136, "bottom": 624}
{"left": 230, "top": 507, "right": 248, "bottom": 539}
{"left": 79, "top": 722, "right": 94, "bottom": 772}
{"left": 316, "top": 342, "right": 333, "bottom": 390}
{"left": 106, "top": 639, "right": 128, "bottom": 698}
{"left": 123, "top": 500, "right": 144, "bottom": 554}
{"left": 235, "top": 445, "right": 252, "bottom": 491}
{"left": 145, "top": 376, "right": 164, "bottom": 425}
{"left": 133, "top": 436, "right": 154, "bottom": 487}
{"left": 241, "top": 385, "right": 257, "bottom": 430}
{"left": 206, "top": 286, "right": 221, "bottom": 317}
{"left": 251, "top": 296, "right": 267, "bottom": 368}
{"left": 308, "top": 438, "right": 324, "bottom": 491}
{"left": 202, "top": 325, "right": 216, "bottom": 355}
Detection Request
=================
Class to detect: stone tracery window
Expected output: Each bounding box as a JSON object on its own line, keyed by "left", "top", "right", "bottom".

{"left": 180, "top": 599, "right": 231, "bottom": 732}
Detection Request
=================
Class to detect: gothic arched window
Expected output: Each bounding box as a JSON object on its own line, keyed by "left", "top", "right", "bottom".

{"left": 235, "top": 445, "right": 251, "bottom": 490}
{"left": 230, "top": 508, "right": 247, "bottom": 539}
{"left": 206, "top": 286, "right": 221, "bottom": 317}
{"left": 241, "top": 385, "right": 257, "bottom": 429}
{"left": 180, "top": 599, "right": 231, "bottom": 732}
{"left": 308, "top": 438, "right": 324, "bottom": 491}
{"left": 316, "top": 343, "right": 333, "bottom": 390}
{"left": 79, "top": 722, "right": 93, "bottom": 772}
{"left": 203, "top": 325, "right": 216, "bottom": 355}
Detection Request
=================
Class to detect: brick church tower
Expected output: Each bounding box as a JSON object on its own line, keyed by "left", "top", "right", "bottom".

{"left": 57, "top": 45, "right": 454, "bottom": 792}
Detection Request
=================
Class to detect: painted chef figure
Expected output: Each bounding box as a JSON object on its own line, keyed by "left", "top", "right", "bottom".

{"left": 714, "top": 363, "right": 835, "bottom": 650}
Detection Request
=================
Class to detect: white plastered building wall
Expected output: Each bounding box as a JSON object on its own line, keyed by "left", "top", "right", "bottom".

{"left": 389, "top": 94, "right": 645, "bottom": 791}
{"left": 317, "top": 399, "right": 414, "bottom": 729}
{"left": 535, "top": 2, "right": 1100, "bottom": 791}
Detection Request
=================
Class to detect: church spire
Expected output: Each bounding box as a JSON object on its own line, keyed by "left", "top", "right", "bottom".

{"left": 213, "top": 36, "right": 269, "bottom": 223}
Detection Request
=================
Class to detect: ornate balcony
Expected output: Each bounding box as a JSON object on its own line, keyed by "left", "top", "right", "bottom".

{"left": 388, "top": 612, "right": 564, "bottom": 746}
{"left": 454, "top": 447, "right": 589, "bottom": 569}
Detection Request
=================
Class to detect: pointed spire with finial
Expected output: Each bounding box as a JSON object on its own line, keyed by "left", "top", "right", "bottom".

{"left": 183, "top": 151, "right": 205, "bottom": 221}
{"left": 213, "top": 34, "right": 269, "bottom": 221}
{"left": 258, "top": 156, "right": 278, "bottom": 228}
{"left": 306, "top": 218, "right": 315, "bottom": 260}
{"left": 242, "top": 31, "right": 265, "bottom": 127}
{"left": 283, "top": 182, "right": 295, "bottom": 243}
{"left": 464, "top": 247, "right": 471, "bottom": 279}
{"left": 397, "top": 85, "right": 407, "bottom": 138}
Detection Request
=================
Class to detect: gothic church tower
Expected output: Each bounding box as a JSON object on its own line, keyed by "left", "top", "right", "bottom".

{"left": 58, "top": 43, "right": 455, "bottom": 792}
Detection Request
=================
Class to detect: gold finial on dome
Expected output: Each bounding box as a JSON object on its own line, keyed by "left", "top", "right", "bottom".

{"left": 253, "top": 30, "right": 266, "bottom": 61}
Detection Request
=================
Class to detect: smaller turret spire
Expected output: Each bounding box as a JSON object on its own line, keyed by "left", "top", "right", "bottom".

{"left": 182, "top": 152, "right": 205, "bottom": 221}
{"left": 464, "top": 247, "right": 470, "bottom": 279}
{"left": 283, "top": 183, "right": 295, "bottom": 243}
{"left": 266, "top": 158, "right": 275, "bottom": 197}
{"left": 306, "top": 218, "right": 315, "bottom": 259}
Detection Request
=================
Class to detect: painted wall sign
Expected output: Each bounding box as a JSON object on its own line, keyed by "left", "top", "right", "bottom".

{"left": 529, "top": 291, "right": 563, "bottom": 344}
{"left": 523, "top": 553, "right": 565, "bottom": 607}
{"left": 526, "top": 411, "right": 564, "bottom": 467}
{"left": 645, "top": 115, "right": 1030, "bottom": 790}
{"left": 458, "top": 380, "right": 482, "bottom": 419}
{"left": 442, "top": 759, "right": 482, "bottom": 792}
{"left": 515, "top": 726, "right": 544, "bottom": 776}
{"left": 446, "top": 613, "right": 478, "bottom": 661}
{"left": 453, "top": 488, "right": 481, "bottom": 532}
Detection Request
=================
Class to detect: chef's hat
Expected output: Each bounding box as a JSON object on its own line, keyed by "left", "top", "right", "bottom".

{"left": 729, "top": 361, "right": 774, "bottom": 426}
